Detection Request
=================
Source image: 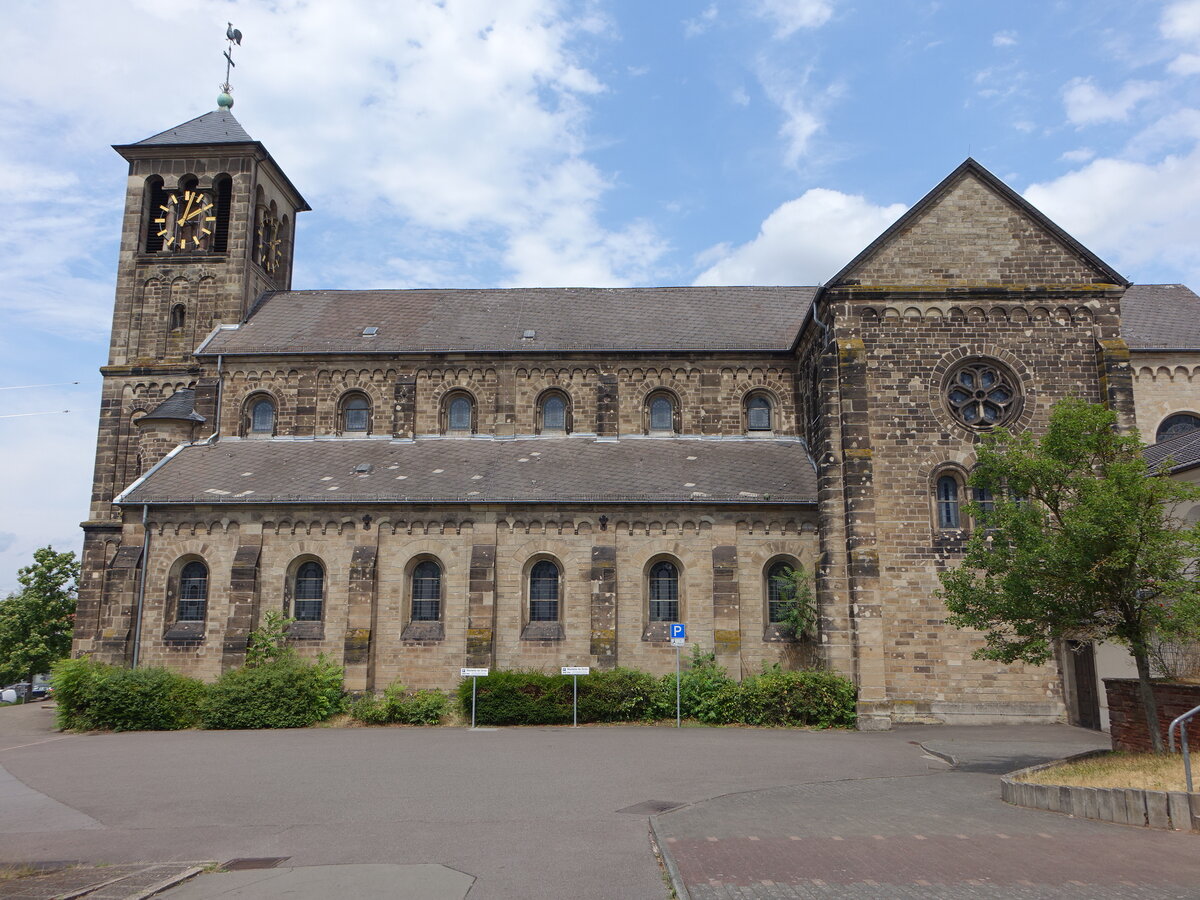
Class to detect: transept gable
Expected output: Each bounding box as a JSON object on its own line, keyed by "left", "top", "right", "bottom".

{"left": 829, "top": 159, "right": 1127, "bottom": 290}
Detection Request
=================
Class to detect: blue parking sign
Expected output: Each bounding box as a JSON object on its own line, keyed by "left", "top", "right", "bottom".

{"left": 670, "top": 623, "right": 686, "bottom": 641}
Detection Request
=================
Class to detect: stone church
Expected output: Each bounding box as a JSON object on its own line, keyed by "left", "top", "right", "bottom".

{"left": 73, "top": 104, "right": 1200, "bottom": 730}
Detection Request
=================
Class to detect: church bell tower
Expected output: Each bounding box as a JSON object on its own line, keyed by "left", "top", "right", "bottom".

{"left": 76, "top": 91, "right": 309, "bottom": 662}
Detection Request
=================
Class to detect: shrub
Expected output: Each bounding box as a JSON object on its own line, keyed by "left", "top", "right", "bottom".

{"left": 738, "top": 666, "right": 857, "bottom": 728}
{"left": 576, "top": 667, "right": 665, "bottom": 722}
{"left": 458, "top": 670, "right": 572, "bottom": 725}
{"left": 201, "top": 655, "right": 345, "bottom": 729}
{"left": 350, "top": 682, "right": 449, "bottom": 725}
{"left": 52, "top": 656, "right": 205, "bottom": 732}
{"left": 657, "top": 646, "right": 738, "bottom": 723}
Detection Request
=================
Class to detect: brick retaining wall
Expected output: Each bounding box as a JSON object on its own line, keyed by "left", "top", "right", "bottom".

{"left": 1103, "top": 678, "right": 1200, "bottom": 752}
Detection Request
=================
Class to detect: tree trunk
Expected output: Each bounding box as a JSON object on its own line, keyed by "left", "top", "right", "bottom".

{"left": 1131, "top": 643, "right": 1164, "bottom": 754}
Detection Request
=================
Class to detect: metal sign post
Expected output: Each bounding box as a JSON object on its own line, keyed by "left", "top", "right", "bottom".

{"left": 562, "top": 666, "right": 590, "bottom": 726}
{"left": 460, "top": 667, "right": 489, "bottom": 728}
{"left": 670, "top": 624, "right": 686, "bottom": 728}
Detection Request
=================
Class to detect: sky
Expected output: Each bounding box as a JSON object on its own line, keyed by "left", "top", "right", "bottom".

{"left": 2, "top": 0, "right": 1200, "bottom": 593}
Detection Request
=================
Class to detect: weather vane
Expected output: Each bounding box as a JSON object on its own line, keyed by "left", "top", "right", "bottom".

{"left": 218, "top": 22, "right": 243, "bottom": 110}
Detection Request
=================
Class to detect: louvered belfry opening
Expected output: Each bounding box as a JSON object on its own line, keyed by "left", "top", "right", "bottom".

{"left": 145, "top": 177, "right": 167, "bottom": 252}
{"left": 213, "top": 175, "right": 232, "bottom": 252}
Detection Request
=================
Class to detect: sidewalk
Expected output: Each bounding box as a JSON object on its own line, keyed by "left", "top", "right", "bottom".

{"left": 652, "top": 725, "right": 1200, "bottom": 900}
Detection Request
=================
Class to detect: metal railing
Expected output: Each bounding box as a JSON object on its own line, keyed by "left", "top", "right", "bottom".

{"left": 1168, "top": 702, "right": 1200, "bottom": 792}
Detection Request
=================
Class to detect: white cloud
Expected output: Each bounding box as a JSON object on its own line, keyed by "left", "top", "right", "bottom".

{"left": 684, "top": 4, "right": 719, "bottom": 38}
{"left": 1162, "top": 0, "right": 1200, "bottom": 43}
{"left": 0, "top": 0, "right": 665, "bottom": 322}
{"left": 992, "top": 30, "right": 1018, "bottom": 47}
{"left": 1024, "top": 150, "right": 1200, "bottom": 285}
{"left": 1062, "top": 77, "right": 1159, "bottom": 125}
{"left": 752, "top": 0, "right": 834, "bottom": 38}
{"left": 754, "top": 59, "right": 837, "bottom": 166}
{"left": 1059, "top": 148, "right": 1096, "bottom": 163}
{"left": 692, "top": 188, "right": 906, "bottom": 286}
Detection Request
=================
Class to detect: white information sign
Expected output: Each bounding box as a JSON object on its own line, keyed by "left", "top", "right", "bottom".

{"left": 460, "top": 667, "right": 489, "bottom": 677}
{"left": 561, "top": 666, "right": 590, "bottom": 676}
{"left": 670, "top": 637, "right": 686, "bottom": 646}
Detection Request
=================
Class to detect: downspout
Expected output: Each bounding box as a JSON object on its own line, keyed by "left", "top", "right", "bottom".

{"left": 201, "top": 354, "right": 224, "bottom": 445}
{"left": 131, "top": 504, "right": 150, "bottom": 668}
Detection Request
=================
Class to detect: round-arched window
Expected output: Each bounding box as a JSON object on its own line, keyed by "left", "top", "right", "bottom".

{"left": 341, "top": 394, "right": 370, "bottom": 433}
{"left": 541, "top": 393, "right": 567, "bottom": 432}
{"left": 249, "top": 397, "right": 275, "bottom": 434}
{"left": 944, "top": 360, "right": 1019, "bottom": 428}
{"left": 648, "top": 394, "right": 675, "bottom": 432}
{"left": 1157, "top": 413, "right": 1200, "bottom": 442}
{"left": 447, "top": 394, "right": 473, "bottom": 433}
{"left": 747, "top": 394, "right": 772, "bottom": 431}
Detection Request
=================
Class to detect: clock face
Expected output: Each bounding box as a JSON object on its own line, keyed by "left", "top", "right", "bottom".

{"left": 257, "top": 213, "right": 282, "bottom": 273}
{"left": 153, "top": 189, "right": 216, "bottom": 251}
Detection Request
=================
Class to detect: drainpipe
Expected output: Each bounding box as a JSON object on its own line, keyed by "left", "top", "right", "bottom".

{"left": 200, "top": 354, "right": 224, "bottom": 445}
{"left": 131, "top": 504, "right": 150, "bottom": 668}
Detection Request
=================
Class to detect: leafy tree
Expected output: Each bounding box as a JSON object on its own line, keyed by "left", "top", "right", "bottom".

{"left": 769, "top": 563, "right": 818, "bottom": 639}
{"left": 0, "top": 547, "right": 80, "bottom": 690}
{"left": 243, "top": 610, "right": 295, "bottom": 667}
{"left": 939, "top": 399, "right": 1200, "bottom": 753}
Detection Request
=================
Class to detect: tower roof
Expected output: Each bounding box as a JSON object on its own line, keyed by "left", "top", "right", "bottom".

{"left": 134, "top": 109, "right": 254, "bottom": 146}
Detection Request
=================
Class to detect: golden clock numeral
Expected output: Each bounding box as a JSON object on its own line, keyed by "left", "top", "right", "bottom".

{"left": 159, "top": 205, "right": 171, "bottom": 213}
{"left": 204, "top": 215, "right": 216, "bottom": 222}
{"left": 201, "top": 227, "right": 212, "bottom": 236}
{"left": 164, "top": 236, "right": 174, "bottom": 248}
{"left": 154, "top": 217, "right": 165, "bottom": 224}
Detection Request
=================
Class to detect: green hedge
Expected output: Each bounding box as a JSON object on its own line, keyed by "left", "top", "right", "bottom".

{"left": 350, "top": 683, "right": 449, "bottom": 725}
{"left": 53, "top": 657, "right": 205, "bottom": 732}
{"left": 201, "top": 655, "right": 345, "bottom": 729}
{"left": 457, "top": 654, "right": 857, "bottom": 728}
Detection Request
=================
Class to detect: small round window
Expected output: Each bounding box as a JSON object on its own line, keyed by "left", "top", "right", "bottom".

{"left": 944, "top": 360, "right": 1019, "bottom": 429}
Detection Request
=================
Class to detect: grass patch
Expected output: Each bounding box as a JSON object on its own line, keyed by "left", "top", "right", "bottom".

{"left": 1019, "top": 751, "right": 1193, "bottom": 792}
{"left": 0, "top": 864, "right": 41, "bottom": 882}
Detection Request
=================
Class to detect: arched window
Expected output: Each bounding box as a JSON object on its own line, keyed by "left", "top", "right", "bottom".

{"left": 411, "top": 560, "right": 442, "bottom": 621}
{"left": 972, "top": 485, "right": 995, "bottom": 519}
{"left": 248, "top": 396, "right": 276, "bottom": 435}
{"left": 766, "top": 561, "right": 795, "bottom": 624}
{"left": 539, "top": 392, "right": 569, "bottom": 433}
{"left": 169, "top": 304, "right": 186, "bottom": 332}
{"left": 340, "top": 393, "right": 370, "bottom": 433}
{"left": 647, "top": 392, "right": 676, "bottom": 433}
{"left": 747, "top": 394, "right": 772, "bottom": 432}
{"left": 529, "top": 560, "right": 560, "bottom": 621}
{"left": 293, "top": 561, "right": 324, "bottom": 621}
{"left": 178, "top": 561, "right": 208, "bottom": 622}
{"left": 1157, "top": 412, "right": 1200, "bottom": 442}
{"left": 446, "top": 393, "right": 474, "bottom": 434}
{"left": 936, "top": 474, "right": 961, "bottom": 529}
{"left": 648, "top": 560, "right": 679, "bottom": 622}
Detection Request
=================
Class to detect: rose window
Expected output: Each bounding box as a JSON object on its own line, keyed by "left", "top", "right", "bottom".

{"left": 944, "top": 361, "right": 1018, "bottom": 428}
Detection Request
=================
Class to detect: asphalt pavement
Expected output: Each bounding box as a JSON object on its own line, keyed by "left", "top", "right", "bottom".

{"left": 0, "top": 702, "right": 1195, "bottom": 899}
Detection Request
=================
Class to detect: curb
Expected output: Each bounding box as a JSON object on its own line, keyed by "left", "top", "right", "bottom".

{"left": 649, "top": 815, "right": 691, "bottom": 900}
{"left": 1001, "top": 750, "right": 1200, "bottom": 833}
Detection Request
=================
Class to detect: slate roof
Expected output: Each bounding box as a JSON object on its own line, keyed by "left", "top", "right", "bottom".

{"left": 141, "top": 389, "right": 206, "bottom": 423}
{"left": 1144, "top": 429, "right": 1200, "bottom": 474}
{"left": 133, "top": 109, "right": 254, "bottom": 146}
{"left": 1119, "top": 284, "right": 1200, "bottom": 350}
{"left": 198, "top": 286, "right": 817, "bottom": 355}
{"left": 118, "top": 437, "right": 818, "bottom": 505}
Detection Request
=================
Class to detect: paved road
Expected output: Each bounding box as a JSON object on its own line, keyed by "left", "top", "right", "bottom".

{"left": 655, "top": 726, "right": 1200, "bottom": 899}
{"left": 0, "top": 703, "right": 1195, "bottom": 899}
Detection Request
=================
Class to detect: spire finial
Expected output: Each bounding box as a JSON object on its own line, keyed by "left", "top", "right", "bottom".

{"left": 218, "top": 22, "right": 243, "bottom": 109}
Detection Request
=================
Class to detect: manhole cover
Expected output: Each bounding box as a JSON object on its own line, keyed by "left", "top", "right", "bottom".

{"left": 223, "top": 857, "right": 290, "bottom": 871}
{"left": 617, "top": 800, "right": 685, "bottom": 815}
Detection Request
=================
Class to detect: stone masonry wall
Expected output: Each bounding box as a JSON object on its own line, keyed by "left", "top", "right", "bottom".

{"left": 81, "top": 504, "right": 822, "bottom": 691}
{"left": 1105, "top": 678, "right": 1200, "bottom": 752}
{"left": 1130, "top": 353, "right": 1200, "bottom": 445}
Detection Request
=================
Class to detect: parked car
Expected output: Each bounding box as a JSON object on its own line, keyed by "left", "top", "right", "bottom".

{"left": 1, "top": 679, "right": 51, "bottom": 702}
